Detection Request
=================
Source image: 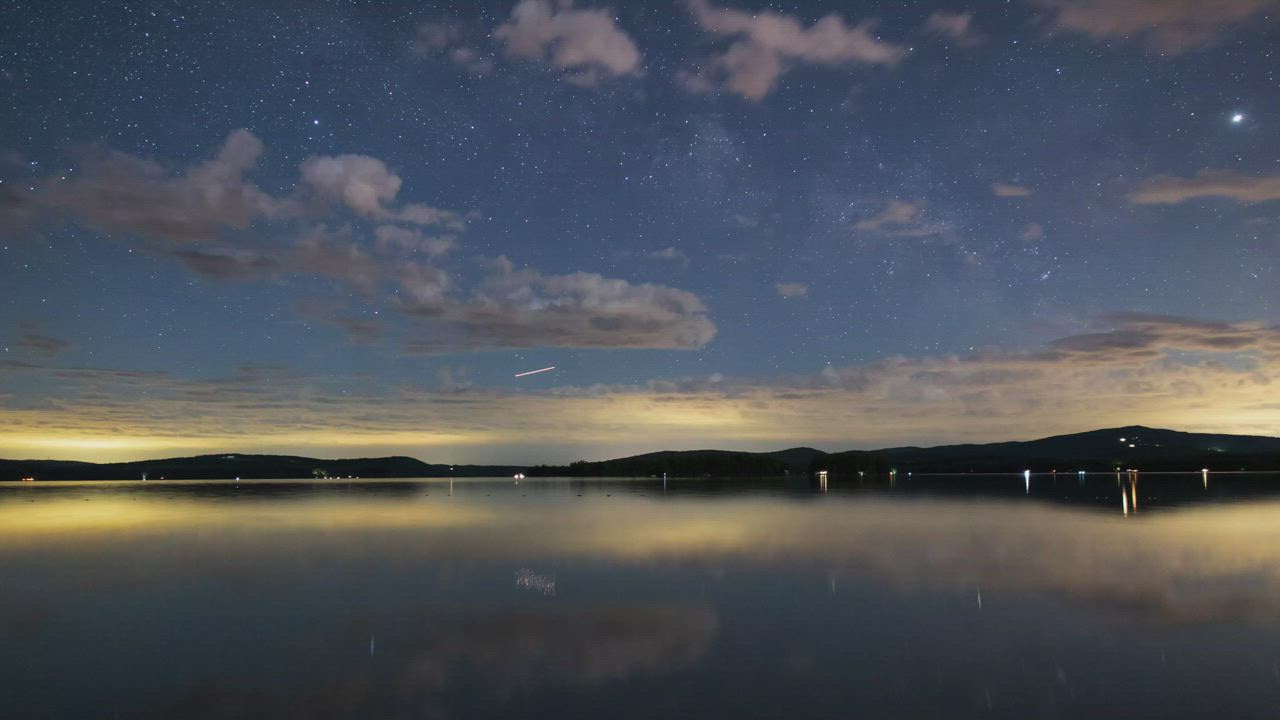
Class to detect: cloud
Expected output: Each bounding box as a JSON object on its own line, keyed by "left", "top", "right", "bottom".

{"left": 298, "top": 155, "right": 465, "bottom": 227}
{"left": 992, "top": 182, "right": 1033, "bottom": 197}
{"left": 397, "top": 203, "right": 466, "bottom": 229}
{"left": 1029, "top": 0, "right": 1280, "bottom": 53}
{"left": 647, "top": 246, "right": 689, "bottom": 264}
{"left": 15, "top": 324, "right": 70, "bottom": 356}
{"left": 295, "top": 298, "right": 384, "bottom": 344}
{"left": 923, "top": 11, "right": 981, "bottom": 45}
{"left": 41, "top": 130, "right": 291, "bottom": 243}
{"left": 374, "top": 225, "right": 456, "bottom": 257}
{"left": 292, "top": 226, "right": 382, "bottom": 293}
{"left": 298, "top": 154, "right": 404, "bottom": 219}
{"left": 5, "top": 313, "right": 1280, "bottom": 463}
{"left": 436, "top": 364, "right": 473, "bottom": 391}
{"left": 1045, "top": 312, "right": 1280, "bottom": 356}
{"left": 683, "top": 0, "right": 907, "bottom": 100}
{"left": 1020, "top": 222, "right": 1045, "bottom": 241}
{"left": 413, "top": 20, "right": 496, "bottom": 74}
{"left": 854, "top": 199, "right": 948, "bottom": 237}
{"left": 15, "top": 130, "right": 466, "bottom": 255}
{"left": 494, "top": 0, "right": 642, "bottom": 83}
{"left": 405, "top": 257, "right": 717, "bottom": 352}
{"left": 172, "top": 246, "right": 280, "bottom": 280}
{"left": 775, "top": 282, "right": 808, "bottom": 298}
{"left": 395, "top": 262, "right": 453, "bottom": 314}
{"left": 1128, "top": 170, "right": 1280, "bottom": 205}
{"left": 8, "top": 132, "right": 715, "bottom": 355}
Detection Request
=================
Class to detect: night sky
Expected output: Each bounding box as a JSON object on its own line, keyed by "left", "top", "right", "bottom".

{"left": 2, "top": 0, "right": 1278, "bottom": 463}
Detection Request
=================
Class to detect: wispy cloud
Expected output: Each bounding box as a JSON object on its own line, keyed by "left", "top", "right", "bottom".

{"left": 992, "top": 182, "right": 1033, "bottom": 198}
{"left": 647, "top": 246, "right": 689, "bottom": 265}
{"left": 413, "top": 20, "right": 496, "bottom": 74}
{"left": 854, "top": 199, "right": 948, "bottom": 237}
{"left": 6, "top": 313, "right": 1279, "bottom": 463}
{"left": 1129, "top": 170, "right": 1280, "bottom": 204}
{"left": 775, "top": 282, "right": 808, "bottom": 298}
{"left": 923, "top": 11, "right": 982, "bottom": 45}
{"left": 1029, "top": 0, "right": 1280, "bottom": 54}
{"left": 14, "top": 323, "right": 70, "bottom": 356}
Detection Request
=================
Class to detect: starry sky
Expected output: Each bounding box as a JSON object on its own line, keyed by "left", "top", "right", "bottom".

{"left": 2, "top": 0, "right": 1279, "bottom": 463}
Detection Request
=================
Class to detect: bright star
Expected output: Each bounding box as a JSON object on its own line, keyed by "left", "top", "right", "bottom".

{"left": 1231, "top": 113, "right": 1245, "bottom": 124}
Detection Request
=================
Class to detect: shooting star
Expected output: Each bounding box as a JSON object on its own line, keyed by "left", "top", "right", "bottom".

{"left": 514, "top": 366, "right": 556, "bottom": 378}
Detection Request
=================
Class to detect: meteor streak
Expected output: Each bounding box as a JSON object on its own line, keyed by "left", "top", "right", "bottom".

{"left": 514, "top": 366, "right": 556, "bottom": 378}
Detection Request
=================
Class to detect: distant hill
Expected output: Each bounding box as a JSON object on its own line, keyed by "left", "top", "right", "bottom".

{"left": 6, "top": 427, "right": 1280, "bottom": 481}
{"left": 0, "top": 454, "right": 522, "bottom": 481}
{"left": 817, "top": 426, "right": 1280, "bottom": 474}
{"left": 762, "top": 447, "right": 827, "bottom": 472}
{"left": 526, "top": 449, "right": 794, "bottom": 478}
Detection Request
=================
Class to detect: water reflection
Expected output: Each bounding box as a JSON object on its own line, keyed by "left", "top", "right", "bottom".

{"left": 4, "top": 477, "right": 1280, "bottom": 718}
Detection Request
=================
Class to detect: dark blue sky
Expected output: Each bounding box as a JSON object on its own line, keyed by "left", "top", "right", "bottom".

{"left": 2, "top": 0, "right": 1278, "bottom": 462}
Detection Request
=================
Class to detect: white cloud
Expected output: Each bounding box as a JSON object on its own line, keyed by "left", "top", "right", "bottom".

{"left": 494, "top": 0, "right": 642, "bottom": 83}
{"left": 299, "top": 154, "right": 404, "bottom": 219}
{"left": 684, "top": 0, "right": 907, "bottom": 100}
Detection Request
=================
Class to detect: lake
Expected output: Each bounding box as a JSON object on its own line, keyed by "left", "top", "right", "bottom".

{"left": 3, "top": 473, "right": 1280, "bottom": 719}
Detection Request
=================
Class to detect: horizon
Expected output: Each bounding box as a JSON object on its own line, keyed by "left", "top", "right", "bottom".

{"left": 6, "top": 423, "right": 1276, "bottom": 466}
{"left": 4, "top": 2, "right": 1279, "bottom": 463}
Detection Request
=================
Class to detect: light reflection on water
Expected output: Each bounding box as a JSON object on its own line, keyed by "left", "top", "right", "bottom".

{"left": 3, "top": 476, "right": 1280, "bottom": 719}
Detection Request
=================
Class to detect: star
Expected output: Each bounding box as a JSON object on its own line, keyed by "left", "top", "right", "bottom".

{"left": 1231, "top": 112, "right": 1245, "bottom": 124}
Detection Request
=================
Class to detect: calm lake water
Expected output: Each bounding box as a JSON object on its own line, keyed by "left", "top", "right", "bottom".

{"left": 4, "top": 473, "right": 1280, "bottom": 719}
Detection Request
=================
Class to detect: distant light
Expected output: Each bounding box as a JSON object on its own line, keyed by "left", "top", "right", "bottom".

{"left": 1128, "top": 444, "right": 1135, "bottom": 448}
{"left": 1119, "top": 437, "right": 1126, "bottom": 442}
{"left": 1231, "top": 113, "right": 1245, "bottom": 124}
